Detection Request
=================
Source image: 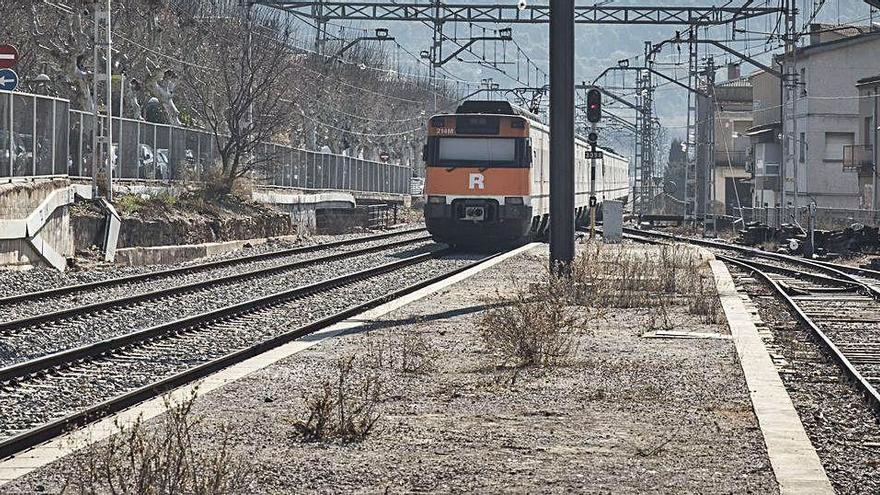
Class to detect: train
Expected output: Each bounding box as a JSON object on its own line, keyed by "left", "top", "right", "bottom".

{"left": 422, "top": 100, "right": 630, "bottom": 247}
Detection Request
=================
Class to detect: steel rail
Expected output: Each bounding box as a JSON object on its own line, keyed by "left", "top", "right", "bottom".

{"left": 618, "top": 229, "right": 861, "bottom": 288}
{"left": 0, "top": 227, "right": 426, "bottom": 306}
{"left": 622, "top": 229, "right": 880, "bottom": 415}
{"left": 0, "top": 247, "right": 446, "bottom": 384}
{"left": 720, "top": 255, "right": 880, "bottom": 415}
{"left": 0, "top": 234, "right": 433, "bottom": 334}
{"left": 0, "top": 247, "right": 508, "bottom": 460}
{"left": 623, "top": 227, "right": 880, "bottom": 296}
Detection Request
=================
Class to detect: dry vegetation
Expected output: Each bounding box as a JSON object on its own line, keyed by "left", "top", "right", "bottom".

{"left": 60, "top": 391, "right": 253, "bottom": 494}
{"left": 477, "top": 243, "right": 723, "bottom": 368}
{"left": 364, "top": 331, "right": 437, "bottom": 374}
{"left": 292, "top": 355, "right": 384, "bottom": 444}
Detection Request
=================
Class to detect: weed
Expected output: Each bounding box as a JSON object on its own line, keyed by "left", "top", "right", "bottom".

{"left": 61, "top": 390, "right": 253, "bottom": 494}
{"left": 478, "top": 287, "right": 585, "bottom": 368}
{"left": 293, "top": 355, "right": 383, "bottom": 443}
{"left": 114, "top": 194, "right": 145, "bottom": 216}
{"left": 365, "top": 332, "right": 436, "bottom": 374}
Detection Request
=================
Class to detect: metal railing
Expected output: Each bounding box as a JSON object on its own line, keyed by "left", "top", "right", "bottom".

{"left": 0, "top": 91, "right": 70, "bottom": 177}
{"left": 843, "top": 145, "right": 874, "bottom": 175}
{"left": 2, "top": 91, "right": 412, "bottom": 195}
{"left": 714, "top": 150, "right": 750, "bottom": 168}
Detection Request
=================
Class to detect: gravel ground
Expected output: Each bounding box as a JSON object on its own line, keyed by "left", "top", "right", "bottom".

{"left": 0, "top": 255, "right": 478, "bottom": 444}
{"left": 0, "top": 239, "right": 439, "bottom": 368}
{"left": 5, "top": 244, "right": 778, "bottom": 493}
{"left": 0, "top": 224, "right": 425, "bottom": 299}
{"left": 730, "top": 267, "right": 880, "bottom": 494}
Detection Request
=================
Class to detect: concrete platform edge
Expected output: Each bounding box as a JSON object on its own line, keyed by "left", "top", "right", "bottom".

{"left": 709, "top": 258, "right": 834, "bottom": 495}
{"left": 0, "top": 242, "right": 541, "bottom": 484}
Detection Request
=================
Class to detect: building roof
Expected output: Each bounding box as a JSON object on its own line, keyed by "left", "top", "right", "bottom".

{"left": 809, "top": 23, "right": 874, "bottom": 38}
{"left": 796, "top": 27, "right": 880, "bottom": 57}
{"left": 857, "top": 74, "right": 880, "bottom": 87}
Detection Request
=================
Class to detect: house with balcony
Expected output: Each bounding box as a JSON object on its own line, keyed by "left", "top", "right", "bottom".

{"left": 712, "top": 64, "right": 754, "bottom": 216}
{"left": 695, "top": 63, "right": 753, "bottom": 217}
{"left": 746, "top": 25, "right": 880, "bottom": 214}
{"left": 747, "top": 68, "right": 783, "bottom": 210}
{"left": 782, "top": 26, "right": 880, "bottom": 210}
{"left": 844, "top": 74, "right": 880, "bottom": 208}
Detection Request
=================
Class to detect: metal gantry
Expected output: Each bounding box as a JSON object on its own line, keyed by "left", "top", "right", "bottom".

{"left": 258, "top": 0, "right": 790, "bottom": 268}
{"left": 267, "top": 2, "right": 782, "bottom": 26}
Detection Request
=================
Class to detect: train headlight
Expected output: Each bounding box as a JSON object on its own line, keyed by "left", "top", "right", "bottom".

{"left": 427, "top": 195, "right": 446, "bottom": 204}
{"left": 505, "top": 197, "right": 524, "bottom": 205}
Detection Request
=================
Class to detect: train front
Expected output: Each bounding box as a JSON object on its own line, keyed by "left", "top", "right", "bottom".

{"left": 422, "top": 104, "right": 533, "bottom": 248}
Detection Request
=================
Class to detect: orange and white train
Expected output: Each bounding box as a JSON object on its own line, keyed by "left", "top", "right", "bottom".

{"left": 422, "top": 100, "right": 630, "bottom": 247}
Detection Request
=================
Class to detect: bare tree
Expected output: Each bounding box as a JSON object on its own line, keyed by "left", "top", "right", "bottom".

{"left": 180, "top": 5, "right": 298, "bottom": 194}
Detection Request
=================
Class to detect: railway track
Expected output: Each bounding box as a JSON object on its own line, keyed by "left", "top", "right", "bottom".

{"left": 0, "top": 247, "right": 503, "bottom": 459}
{"left": 0, "top": 234, "right": 435, "bottom": 368}
{"left": 623, "top": 227, "right": 880, "bottom": 416}
{"left": 0, "top": 226, "right": 427, "bottom": 307}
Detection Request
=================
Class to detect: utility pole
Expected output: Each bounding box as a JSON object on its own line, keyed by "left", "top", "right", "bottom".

{"left": 549, "top": 0, "right": 575, "bottom": 273}
{"left": 874, "top": 90, "right": 879, "bottom": 210}
{"left": 684, "top": 28, "right": 698, "bottom": 224}
{"left": 92, "top": 0, "right": 113, "bottom": 201}
{"left": 633, "top": 42, "right": 655, "bottom": 215}
{"left": 780, "top": 0, "right": 798, "bottom": 226}
{"left": 704, "top": 57, "right": 716, "bottom": 236}
{"left": 430, "top": 0, "right": 443, "bottom": 82}
{"left": 314, "top": 0, "right": 327, "bottom": 55}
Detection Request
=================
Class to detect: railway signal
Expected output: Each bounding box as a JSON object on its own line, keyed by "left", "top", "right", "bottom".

{"left": 586, "top": 89, "right": 602, "bottom": 123}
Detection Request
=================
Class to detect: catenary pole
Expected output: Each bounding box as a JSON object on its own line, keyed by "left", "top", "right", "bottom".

{"left": 549, "top": 0, "right": 575, "bottom": 274}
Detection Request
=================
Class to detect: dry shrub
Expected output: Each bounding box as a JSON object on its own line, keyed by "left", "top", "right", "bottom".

{"left": 365, "top": 331, "right": 436, "bottom": 374}
{"left": 61, "top": 391, "right": 253, "bottom": 494}
{"left": 649, "top": 295, "right": 675, "bottom": 331}
{"left": 293, "top": 355, "right": 383, "bottom": 443}
{"left": 688, "top": 274, "right": 724, "bottom": 323}
{"left": 478, "top": 287, "right": 585, "bottom": 368}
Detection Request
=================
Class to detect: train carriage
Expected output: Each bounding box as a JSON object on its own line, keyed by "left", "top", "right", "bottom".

{"left": 422, "top": 100, "right": 629, "bottom": 247}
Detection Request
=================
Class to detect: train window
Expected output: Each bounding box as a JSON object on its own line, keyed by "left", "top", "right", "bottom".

{"left": 426, "top": 137, "right": 530, "bottom": 168}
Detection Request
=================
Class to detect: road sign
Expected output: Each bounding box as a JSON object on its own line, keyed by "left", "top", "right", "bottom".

{"left": 379, "top": 151, "right": 390, "bottom": 163}
{"left": 0, "top": 44, "right": 19, "bottom": 70}
{"left": 585, "top": 150, "right": 603, "bottom": 160}
{"left": 0, "top": 69, "right": 18, "bottom": 91}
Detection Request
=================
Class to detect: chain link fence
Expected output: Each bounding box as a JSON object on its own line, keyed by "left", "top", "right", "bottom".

{"left": 2, "top": 91, "right": 412, "bottom": 195}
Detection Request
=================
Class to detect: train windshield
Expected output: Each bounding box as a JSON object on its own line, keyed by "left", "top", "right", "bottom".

{"left": 428, "top": 137, "right": 529, "bottom": 168}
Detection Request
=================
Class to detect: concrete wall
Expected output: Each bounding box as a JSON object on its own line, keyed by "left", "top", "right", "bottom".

{"left": 0, "top": 179, "right": 74, "bottom": 270}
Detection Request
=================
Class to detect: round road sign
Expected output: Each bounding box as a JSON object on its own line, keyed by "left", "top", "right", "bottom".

{"left": 0, "top": 69, "right": 18, "bottom": 91}
{"left": 0, "top": 44, "right": 19, "bottom": 70}
{"left": 379, "top": 151, "right": 390, "bottom": 163}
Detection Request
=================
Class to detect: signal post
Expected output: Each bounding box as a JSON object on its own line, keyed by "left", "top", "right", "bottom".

{"left": 586, "top": 88, "right": 602, "bottom": 239}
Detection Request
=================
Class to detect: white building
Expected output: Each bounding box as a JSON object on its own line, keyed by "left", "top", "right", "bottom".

{"left": 783, "top": 26, "right": 880, "bottom": 209}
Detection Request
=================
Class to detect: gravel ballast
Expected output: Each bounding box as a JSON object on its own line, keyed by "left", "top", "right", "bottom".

{"left": 730, "top": 267, "right": 880, "bottom": 494}
{"left": 0, "top": 255, "right": 478, "bottom": 444}
{"left": 0, "top": 238, "right": 438, "bottom": 367}
{"left": 4, "top": 243, "right": 779, "bottom": 493}
{"left": 0, "top": 225, "right": 425, "bottom": 299}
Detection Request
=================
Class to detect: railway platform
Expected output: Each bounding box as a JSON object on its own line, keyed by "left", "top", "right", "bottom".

{"left": 0, "top": 240, "right": 837, "bottom": 493}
